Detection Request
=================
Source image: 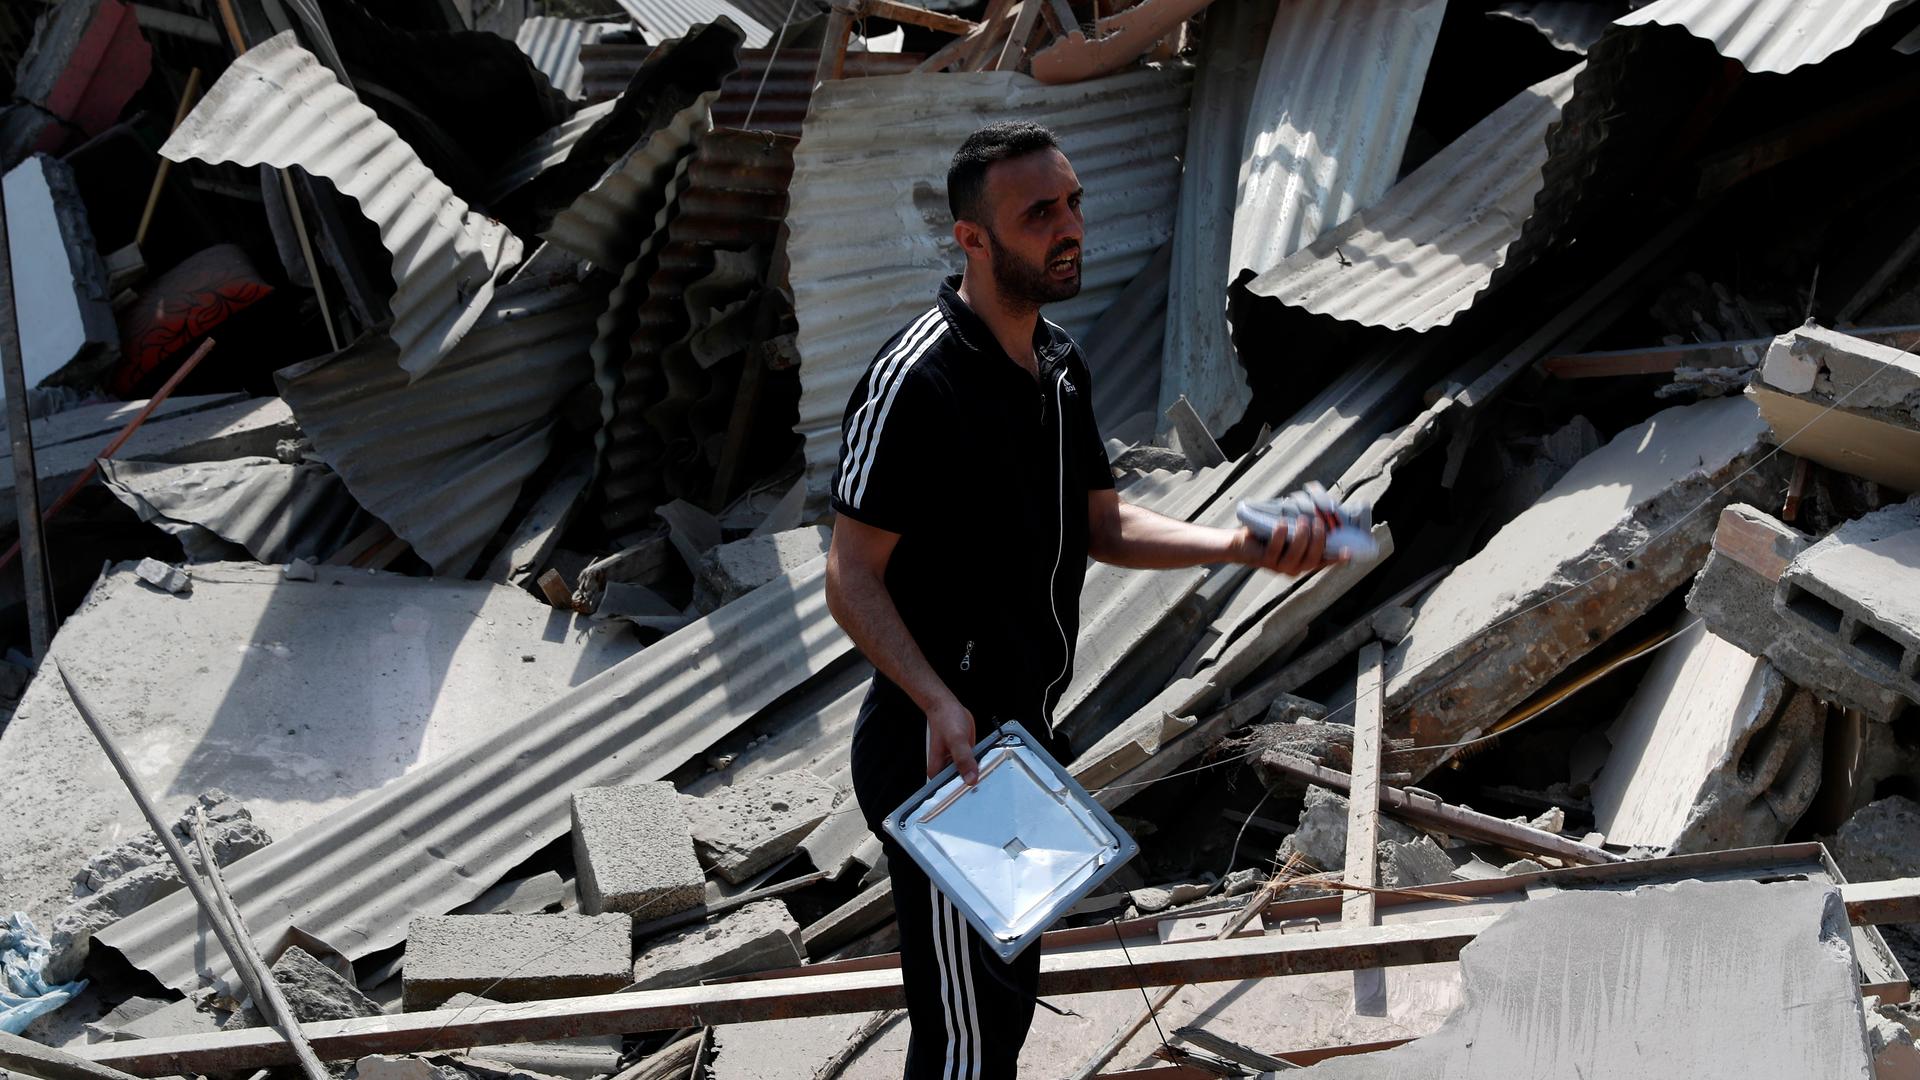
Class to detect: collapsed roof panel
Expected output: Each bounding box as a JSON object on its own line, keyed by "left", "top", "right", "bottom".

{"left": 786, "top": 67, "right": 1193, "bottom": 504}
{"left": 618, "top": 0, "right": 775, "bottom": 46}
{"left": 1241, "top": 63, "right": 1580, "bottom": 333}
{"left": 1488, "top": 0, "right": 1623, "bottom": 54}
{"left": 161, "top": 31, "right": 524, "bottom": 380}
{"left": 516, "top": 15, "right": 615, "bottom": 99}
{"left": 1613, "top": 0, "right": 1917, "bottom": 73}
{"left": 95, "top": 557, "right": 852, "bottom": 997}
{"left": 578, "top": 46, "right": 925, "bottom": 134}
{"left": 274, "top": 280, "right": 603, "bottom": 577}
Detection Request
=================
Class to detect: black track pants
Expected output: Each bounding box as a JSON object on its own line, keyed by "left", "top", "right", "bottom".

{"left": 851, "top": 697, "right": 1060, "bottom": 1080}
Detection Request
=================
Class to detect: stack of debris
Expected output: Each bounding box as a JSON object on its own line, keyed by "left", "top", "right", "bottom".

{"left": 3, "top": 0, "right": 1920, "bottom": 1075}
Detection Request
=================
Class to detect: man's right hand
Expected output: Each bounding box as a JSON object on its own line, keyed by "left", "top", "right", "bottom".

{"left": 925, "top": 696, "right": 980, "bottom": 784}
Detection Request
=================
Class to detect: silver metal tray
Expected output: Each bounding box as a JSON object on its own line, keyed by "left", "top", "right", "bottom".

{"left": 883, "top": 722, "right": 1138, "bottom": 962}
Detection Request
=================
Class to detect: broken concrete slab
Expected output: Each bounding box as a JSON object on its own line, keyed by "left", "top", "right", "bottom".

{"left": 1386, "top": 396, "right": 1787, "bottom": 769}
{"left": 354, "top": 1055, "right": 471, "bottom": 1080}
{"left": 1749, "top": 324, "right": 1920, "bottom": 492}
{"left": 222, "top": 946, "right": 379, "bottom": 1030}
{"left": 1290, "top": 879, "right": 1872, "bottom": 1077}
{"left": 402, "top": 913, "right": 631, "bottom": 1010}
{"left": 1279, "top": 786, "right": 1419, "bottom": 873}
{"left": 0, "top": 563, "right": 642, "bottom": 937}
{"left": 571, "top": 782, "right": 705, "bottom": 918}
{"left": 629, "top": 900, "right": 802, "bottom": 990}
{"left": 132, "top": 558, "right": 189, "bottom": 595}
{"left": 1777, "top": 496, "right": 1920, "bottom": 712}
{"left": 709, "top": 1012, "right": 889, "bottom": 1080}
{"left": 680, "top": 770, "right": 835, "bottom": 885}
{"left": 1377, "top": 836, "right": 1454, "bottom": 889}
{"left": 1591, "top": 617, "right": 1824, "bottom": 854}
{"left": 696, "top": 527, "right": 831, "bottom": 611}
{"left": 1690, "top": 504, "right": 1912, "bottom": 722}
{"left": 2, "top": 154, "right": 116, "bottom": 392}
{"left": 46, "top": 790, "right": 270, "bottom": 983}
{"left": 434, "top": 994, "right": 621, "bottom": 1079}
{"left": 0, "top": 395, "right": 245, "bottom": 464}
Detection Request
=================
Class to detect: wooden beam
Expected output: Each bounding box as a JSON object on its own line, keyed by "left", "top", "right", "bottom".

{"left": 858, "top": 0, "right": 977, "bottom": 35}
{"left": 0, "top": 1032, "right": 146, "bottom": 1080}
{"left": 1343, "top": 643, "right": 1387, "bottom": 1014}
{"left": 78, "top": 918, "right": 1495, "bottom": 1075}
{"left": 961, "top": 0, "right": 1019, "bottom": 70}
{"left": 1260, "top": 754, "right": 1625, "bottom": 865}
{"left": 1540, "top": 324, "right": 1920, "bottom": 379}
{"left": 814, "top": 2, "right": 856, "bottom": 83}
{"left": 993, "top": 0, "right": 1047, "bottom": 70}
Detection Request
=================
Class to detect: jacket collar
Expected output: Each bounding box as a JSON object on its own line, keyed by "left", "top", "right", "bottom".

{"left": 937, "top": 274, "right": 1074, "bottom": 370}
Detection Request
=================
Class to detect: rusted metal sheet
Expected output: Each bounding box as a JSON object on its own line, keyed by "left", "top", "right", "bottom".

{"left": 1240, "top": 64, "right": 1579, "bottom": 333}
{"left": 161, "top": 32, "right": 522, "bottom": 379}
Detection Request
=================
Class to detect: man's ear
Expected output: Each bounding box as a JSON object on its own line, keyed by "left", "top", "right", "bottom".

{"left": 953, "top": 219, "right": 989, "bottom": 259}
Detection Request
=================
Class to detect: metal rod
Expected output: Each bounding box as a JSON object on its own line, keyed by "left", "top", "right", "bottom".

{"left": 135, "top": 67, "right": 203, "bottom": 249}
{"left": 52, "top": 660, "right": 330, "bottom": 1080}
{"left": 0, "top": 337, "right": 217, "bottom": 574}
{"left": 0, "top": 169, "right": 56, "bottom": 657}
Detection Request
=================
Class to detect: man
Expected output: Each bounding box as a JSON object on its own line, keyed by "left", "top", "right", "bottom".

{"left": 824, "top": 122, "right": 1338, "bottom": 1079}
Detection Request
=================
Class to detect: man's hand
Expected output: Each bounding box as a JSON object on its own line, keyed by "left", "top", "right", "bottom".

{"left": 925, "top": 696, "right": 980, "bottom": 784}
{"left": 1234, "top": 513, "right": 1343, "bottom": 576}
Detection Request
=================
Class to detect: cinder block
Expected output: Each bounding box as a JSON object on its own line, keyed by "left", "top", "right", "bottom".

{"left": 681, "top": 770, "right": 836, "bottom": 885}
{"left": 571, "top": 783, "right": 705, "bottom": 918}
{"left": 402, "top": 913, "right": 630, "bottom": 1010}
{"left": 630, "top": 900, "right": 801, "bottom": 990}
{"left": 1776, "top": 496, "right": 1920, "bottom": 712}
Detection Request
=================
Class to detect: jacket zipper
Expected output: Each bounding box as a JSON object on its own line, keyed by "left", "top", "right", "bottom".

{"left": 959, "top": 640, "right": 974, "bottom": 672}
{"left": 1038, "top": 366, "right": 1071, "bottom": 729}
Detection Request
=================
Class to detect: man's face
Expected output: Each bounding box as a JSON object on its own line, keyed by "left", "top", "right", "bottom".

{"left": 977, "top": 148, "right": 1085, "bottom": 309}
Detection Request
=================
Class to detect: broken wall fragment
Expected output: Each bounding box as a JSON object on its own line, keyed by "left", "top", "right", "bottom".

{"left": 1748, "top": 324, "right": 1920, "bottom": 492}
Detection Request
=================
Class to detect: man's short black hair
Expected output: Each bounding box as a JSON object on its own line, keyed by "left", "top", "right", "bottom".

{"left": 947, "top": 122, "right": 1061, "bottom": 226}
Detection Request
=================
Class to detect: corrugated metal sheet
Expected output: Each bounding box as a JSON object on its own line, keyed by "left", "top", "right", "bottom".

{"left": 98, "top": 457, "right": 374, "bottom": 565}
{"left": 161, "top": 32, "right": 523, "bottom": 380}
{"left": 484, "top": 98, "right": 619, "bottom": 204}
{"left": 579, "top": 45, "right": 924, "bottom": 132}
{"left": 95, "top": 555, "right": 854, "bottom": 996}
{"left": 786, "top": 67, "right": 1194, "bottom": 503}
{"left": 1488, "top": 1, "right": 1622, "bottom": 53}
{"left": 274, "top": 278, "right": 604, "bottom": 577}
{"left": 601, "top": 131, "right": 796, "bottom": 539}
{"left": 1156, "top": 0, "right": 1276, "bottom": 439}
{"left": 1081, "top": 239, "right": 1169, "bottom": 435}
{"left": 1228, "top": 0, "right": 1443, "bottom": 281}
{"left": 1241, "top": 63, "right": 1581, "bottom": 333}
{"left": 543, "top": 91, "right": 716, "bottom": 268}
{"left": 617, "top": 0, "right": 774, "bottom": 46}
{"left": 515, "top": 16, "right": 613, "bottom": 99}
{"left": 1613, "top": 0, "right": 1914, "bottom": 73}
{"left": 591, "top": 157, "right": 691, "bottom": 479}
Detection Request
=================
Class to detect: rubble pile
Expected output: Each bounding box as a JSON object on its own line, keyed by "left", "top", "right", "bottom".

{"left": 0, "top": 0, "right": 1919, "bottom": 1075}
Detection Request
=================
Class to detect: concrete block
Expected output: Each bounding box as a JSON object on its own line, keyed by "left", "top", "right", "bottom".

{"left": 223, "top": 945, "right": 380, "bottom": 1030}
{"left": 681, "top": 769, "right": 835, "bottom": 885}
{"left": 1826, "top": 796, "right": 1920, "bottom": 887}
{"left": 401, "top": 913, "right": 631, "bottom": 1010}
{"left": 709, "top": 1013, "right": 886, "bottom": 1080}
{"left": 2, "top": 154, "right": 116, "bottom": 389}
{"left": 571, "top": 783, "right": 705, "bottom": 918}
{"left": 1377, "top": 835, "right": 1453, "bottom": 889}
{"left": 1387, "top": 396, "right": 1786, "bottom": 771}
{"left": 629, "top": 900, "right": 802, "bottom": 990}
{"left": 1776, "top": 496, "right": 1920, "bottom": 709}
{"left": 1278, "top": 786, "right": 1418, "bottom": 873}
{"left": 354, "top": 1056, "right": 470, "bottom": 1080}
{"left": 1591, "top": 618, "right": 1824, "bottom": 854}
{"left": 696, "top": 526, "right": 831, "bottom": 609}
{"left": 134, "top": 558, "right": 191, "bottom": 595}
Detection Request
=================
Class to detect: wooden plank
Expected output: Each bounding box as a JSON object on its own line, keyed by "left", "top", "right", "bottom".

{"left": 814, "top": 3, "right": 855, "bottom": 82}
{"left": 1750, "top": 383, "right": 1920, "bottom": 494}
{"left": 1842, "top": 878, "right": 1920, "bottom": 926}
{"left": 1343, "top": 642, "right": 1387, "bottom": 1013}
{"left": 859, "top": 0, "right": 977, "bottom": 35}
{"left": 1541, "top": 324, "right": 1920, "bottom": 379}
{"left": 79, "top": 918, "right": 1495, "bottom": 1075}
{"left": 1260, "top": 754, "right": 1625, "bottom": 865}
{"left": 960, "top": 0, "right": 1018, "bottom": 70}
{"left": 993, "top": 0, "right": 1047, "bottom": 70}
{"left": 0, "top": 1032, "right": 146, "bottom": 1080}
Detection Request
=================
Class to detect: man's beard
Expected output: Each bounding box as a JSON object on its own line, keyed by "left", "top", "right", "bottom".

{"left": 986, "top": 231, "right": 1081, "bottom": 310}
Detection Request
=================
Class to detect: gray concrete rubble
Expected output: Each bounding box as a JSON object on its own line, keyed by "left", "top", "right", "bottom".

{"left": 629, "top": 900, "right": 803, "bottom": 990}
{"left": 696, "top": 527, "right": 832, "bottom": 611}
{"left": 1290, "top": 879, "right": 1872, "bottom": 1077}
{"left": 1386, "top": 396, "right": 1787, "bottom": 771}
{"left": 1691, "top": 502, "right": 1918, "bottom": 721}
{"left": 1377, "top": 835, "right": 1454, "bottom": 889}
{"left": 434, "top": 994, "right": 622, "bottom": 1079}
{"left": 81, "top": 995, "right": 168, "bottom": 1042}
{"left": 1129, "top": 879, "right": 1215, "bottom": 914}
{"left": 1279, "top": 786, "right": 1420, "bottom": 873}
{"left": 132, "top": 558, "right": 191, "bottom": 595}
{"left": 103, "top": 992, "right": 231, "bottom": 1042}
{"left": 681, "top": 769, "right": 837, "bottom": 885}
{"left": 353, "top": 1055, "right": 472, "bottom": 1080}
{"left": 571, "top": 782, "right": 706, "bottom": 917}
{"left": 221, "top": 945, "right": 380, "bottom": 1030}
{"left": 709, "top": 1013, "right": 892, "bottom": 1080}
{"left": 1776, "top": 495, "right": 1920, "bottom": 714}
{"left": 452, "top": 872, "right": 573, "bottom": 916}
{"left": 1749, "top": 324, "right": 1920, "bottom": 492}
{"left": 401, "top": 913, "right": 632, "bottom": 1010}
{"left": 2, "top": 153, "right": 117, "bottom": 389}
{"left": 1590, "top": 618, "right": 1824, "bottom": 854}
{"left": 45, "top": 790, "right": 270, "bottom": 983}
